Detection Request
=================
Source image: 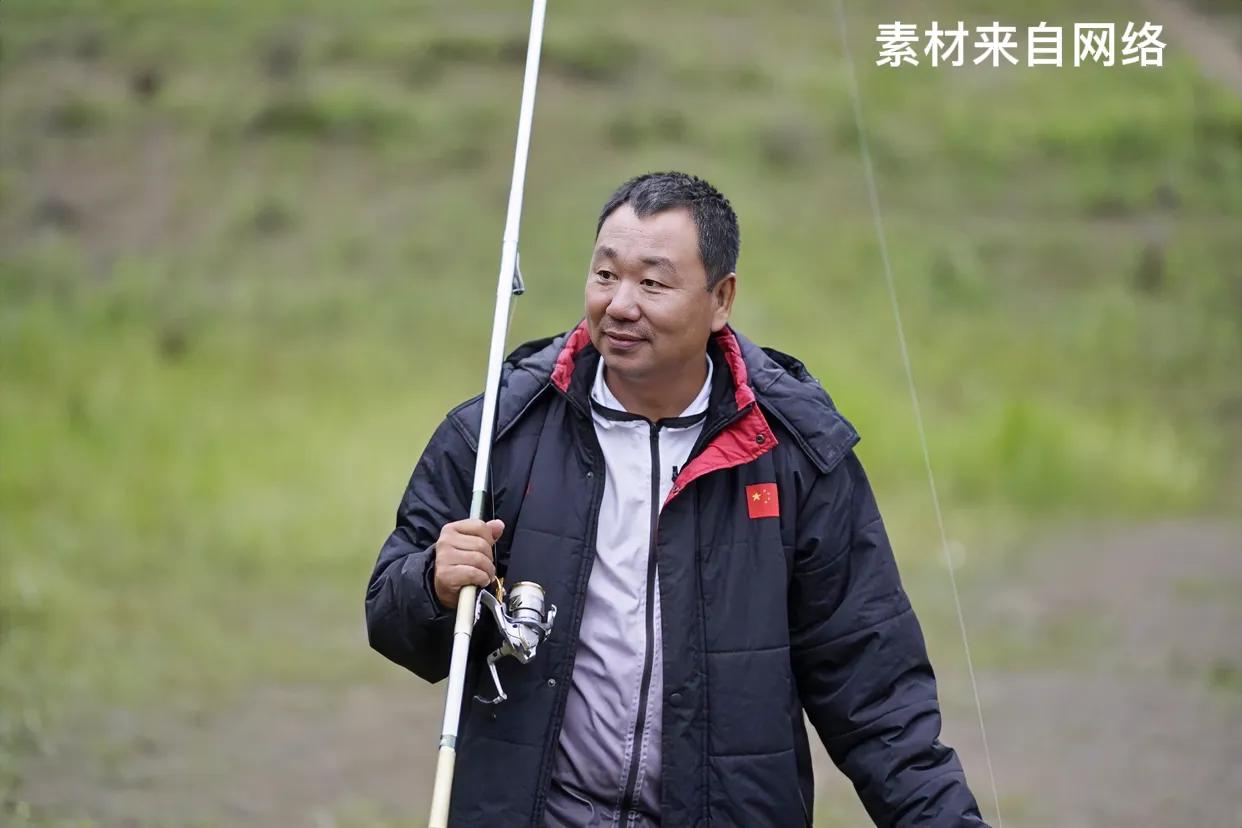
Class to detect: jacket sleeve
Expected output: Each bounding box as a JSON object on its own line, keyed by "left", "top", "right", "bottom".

{"left": 788, "top": 451, "right": 987, "bottom": 827}
{"left": 365, "top": 414, "right": 476, "bottom": 683}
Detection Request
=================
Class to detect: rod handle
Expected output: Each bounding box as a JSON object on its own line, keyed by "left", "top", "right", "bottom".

{"left": 428, "top": 743, "right": 457, "bottom": 828}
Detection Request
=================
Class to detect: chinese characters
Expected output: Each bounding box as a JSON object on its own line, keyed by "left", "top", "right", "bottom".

{"left": 877, "top": 21, "right": 1166, "bottom": 68}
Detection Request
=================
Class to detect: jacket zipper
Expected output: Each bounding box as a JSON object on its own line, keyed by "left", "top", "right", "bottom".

{"left": 617, "top": 405, "right": 756, "bottom": 823}
{"left": 616, "top": 422, "right": 663, "bottom": 825}
{"left": 530, "top": 407, "right": 607, "bottom": 826}
{"left": 535, "top": 385, "right": 751, "bottom": 824}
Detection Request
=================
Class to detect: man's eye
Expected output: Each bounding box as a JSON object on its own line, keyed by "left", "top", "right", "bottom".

{"left": 596, "top": 270, "right": 615, "bottom": 280}
{"left": 642, "top": 279, "right": 664, "bottom": 288}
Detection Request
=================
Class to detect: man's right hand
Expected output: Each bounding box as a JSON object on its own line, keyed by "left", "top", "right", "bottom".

{"left": 432, "top": 518, "right": 504, "bottom": 610}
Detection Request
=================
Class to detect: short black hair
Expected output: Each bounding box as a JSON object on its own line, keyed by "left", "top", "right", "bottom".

{"left": 596, "top": 171, "right": 740, "bottom": 290}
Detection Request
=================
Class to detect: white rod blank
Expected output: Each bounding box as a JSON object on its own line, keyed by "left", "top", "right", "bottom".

{"left": 428, "top": 1, "right": 548, "bottom": 826}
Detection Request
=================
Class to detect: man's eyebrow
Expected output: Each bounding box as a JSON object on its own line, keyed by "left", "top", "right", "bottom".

{"left": 640, "top": 255, "right": 677, "bottom": 276}
{"left": 590, "top": 246, "right": 677, "bottom": 277}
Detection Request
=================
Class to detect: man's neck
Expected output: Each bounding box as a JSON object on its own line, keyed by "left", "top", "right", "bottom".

{"left": 603, "top": 356, "right": 709, "bottom": 422}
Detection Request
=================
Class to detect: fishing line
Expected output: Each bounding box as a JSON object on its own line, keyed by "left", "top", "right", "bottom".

{"left": 831, "top": 1, "right": 1005, "bottom": 823}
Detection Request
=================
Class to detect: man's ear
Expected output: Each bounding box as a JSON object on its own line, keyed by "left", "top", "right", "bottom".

{"left": 709, "top": 273, "right": 737, "bottom": 333}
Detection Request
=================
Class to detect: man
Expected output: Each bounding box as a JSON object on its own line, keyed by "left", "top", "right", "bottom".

{"left": 366, "top": 172, "right": 986, "bottom": 826}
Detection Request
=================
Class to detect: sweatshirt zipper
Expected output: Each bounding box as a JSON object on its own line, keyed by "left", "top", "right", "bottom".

{"left": 616, "top": 405, "right": 750, "bottom": 822}
{"left": 617, "top": 422, "right": 662, "bottom": 824}
{"left": 531, "top": 409, "right": 607, "bottom": 826}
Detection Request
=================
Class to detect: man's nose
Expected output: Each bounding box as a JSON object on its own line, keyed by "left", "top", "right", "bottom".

{"left": 605, "top": 281, "right": 641, "bottom": 321}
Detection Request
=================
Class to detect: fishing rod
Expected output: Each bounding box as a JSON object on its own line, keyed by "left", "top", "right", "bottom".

{"left": 427, "top": 1, "right": 553, "bottom": 826}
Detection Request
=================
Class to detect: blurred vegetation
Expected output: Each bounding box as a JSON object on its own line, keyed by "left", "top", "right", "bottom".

{"left": 1, "top": 0, "right": 1240, "bottom": 824}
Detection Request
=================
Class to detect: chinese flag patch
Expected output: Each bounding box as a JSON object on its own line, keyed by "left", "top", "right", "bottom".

{"left": 745, "top": 483, "right": 779, "bottom": 519}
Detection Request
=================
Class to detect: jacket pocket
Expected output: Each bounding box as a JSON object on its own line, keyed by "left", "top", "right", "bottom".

{"left": 705, "top": 647, "right": 792, "bottom": 756}
{"left": 706, "top": 749, "right": 806, "bottom": 827}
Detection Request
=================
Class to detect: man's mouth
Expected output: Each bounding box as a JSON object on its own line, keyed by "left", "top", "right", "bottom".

{"left": 603, "top": 331, "right": 646, "bottom": 349}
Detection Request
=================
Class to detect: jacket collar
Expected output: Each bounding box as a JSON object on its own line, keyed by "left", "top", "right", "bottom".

{"left": 487, "top": 320, "right": 859, "bottom": 475}
{"left": 589, "top": 349, "right": 713, "bottom": 423}
{"left": 551, "top": 320, "right": 753, "bottom": 420}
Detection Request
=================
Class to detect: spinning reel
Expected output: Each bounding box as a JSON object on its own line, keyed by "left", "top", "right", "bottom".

{"left": 474, "top": 580, "right": 557, "bottom": 705}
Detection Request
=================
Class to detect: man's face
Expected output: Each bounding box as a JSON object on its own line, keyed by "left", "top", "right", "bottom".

{"left": 585, "top": 204, "right": 734, "bottom": 384}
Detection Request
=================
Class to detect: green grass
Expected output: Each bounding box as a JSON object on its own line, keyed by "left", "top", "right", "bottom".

{"left": 2, "top": 0, "right": 1241, "bottom": 822}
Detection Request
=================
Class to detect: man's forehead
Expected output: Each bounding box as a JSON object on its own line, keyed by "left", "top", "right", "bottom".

{"left": 593, "top": 205, "right": 697, "bottom": 260}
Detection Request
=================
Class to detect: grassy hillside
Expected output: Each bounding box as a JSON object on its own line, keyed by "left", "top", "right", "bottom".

{"left": 2, "top": 0, "right": 1240, "bottom": 823}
